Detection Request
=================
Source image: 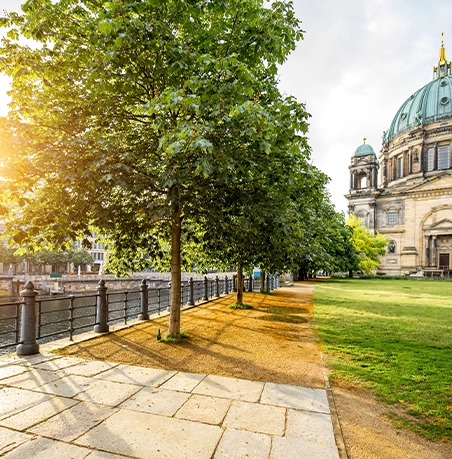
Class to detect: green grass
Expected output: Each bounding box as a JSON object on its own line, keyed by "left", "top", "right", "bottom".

{"left": 313, "top": 278, "right": 452, "bottom": 441}
{"left": 157, "top": 328, "right": 187, "bottom": 343}
{"left": 228, "top": 302, "right": 253, "bottom": 309}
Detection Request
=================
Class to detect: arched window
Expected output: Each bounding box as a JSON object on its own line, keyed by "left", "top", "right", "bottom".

{"left": 358, "top": 171, "right": 367, "bottom": 188}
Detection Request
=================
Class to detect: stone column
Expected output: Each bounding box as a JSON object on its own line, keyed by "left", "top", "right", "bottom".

{"left": 432, "top": 236, "right": 437, "bottom": 268}
{"left": 425, "top": 235, "right": 430, "bottom": 267}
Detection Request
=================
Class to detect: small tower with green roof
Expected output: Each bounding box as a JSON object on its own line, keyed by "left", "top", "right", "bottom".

{"left": 345, "top": 138, "right": 380, "bottom": 232}
{"left": 349, "top": 138, "right": 379, "bottom": 192}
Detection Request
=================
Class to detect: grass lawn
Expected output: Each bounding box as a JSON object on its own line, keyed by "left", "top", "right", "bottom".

{"left": 313, "top": 278, "right": 452, "bottom": 441}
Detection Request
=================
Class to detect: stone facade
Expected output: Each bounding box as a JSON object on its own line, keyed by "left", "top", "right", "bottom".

{"left": 345, "top": 41, "right": 452, "bottom": 275}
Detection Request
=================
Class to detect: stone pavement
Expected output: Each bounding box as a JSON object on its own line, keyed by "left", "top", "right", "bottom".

{"left": 0, "top": 352, "right": 340, "bottom": 459}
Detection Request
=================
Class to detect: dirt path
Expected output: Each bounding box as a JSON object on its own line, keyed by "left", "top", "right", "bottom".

{"left": 57, "top": 282, "right": 451, "bottom": 458}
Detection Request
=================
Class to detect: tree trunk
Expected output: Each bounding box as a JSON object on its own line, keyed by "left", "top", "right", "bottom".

{"left": 260, "top": 271, "right": 266, "bottom": 293}
{"left": 168, "top": 209, "right": 182, "bottom": 338}
{"left": 236, "top": 264, "right": 243, "bottom": 306}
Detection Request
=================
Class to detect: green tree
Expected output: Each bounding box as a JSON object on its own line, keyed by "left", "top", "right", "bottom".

{"left": 65, "top": 247, "right": 94, "bottom": 269}
{"left": 0, "top": 0, "right": 305, "bottom": 337}
{"left": 25, "top": 247, "right": 94, "bottom": 272}
{"left": 0, "top": 239, "right": 21, "bottom": 264}
{"left": 347, "top": 214, "right": 388, "bottom": 274}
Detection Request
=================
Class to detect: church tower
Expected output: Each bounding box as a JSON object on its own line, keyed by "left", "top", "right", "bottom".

{"left": 345, "top": 139, "right": 379, "bottom": 232}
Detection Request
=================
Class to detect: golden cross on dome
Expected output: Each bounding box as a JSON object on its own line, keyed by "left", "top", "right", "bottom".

{"left": 363, "top": 137, "right": 367, "bottom": 144}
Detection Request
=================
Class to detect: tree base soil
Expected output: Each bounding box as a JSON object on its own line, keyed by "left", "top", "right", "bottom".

{"left": 56, "top": 282, "right": 451, "bottom": 459}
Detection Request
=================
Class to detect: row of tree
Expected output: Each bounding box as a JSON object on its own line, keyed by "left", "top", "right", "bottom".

{"left": 0, "top": 241, "right": 94, "bottom": 273}
{"left": 0, "top": 0, "right": 387, "bottom": 337}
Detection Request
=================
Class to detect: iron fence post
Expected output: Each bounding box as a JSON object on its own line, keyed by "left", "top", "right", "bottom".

{"left": 187, "top": 277, "right": 195, "bottom": 305}
{"left": 248, "top": 275, "right": 253, "bottom": 292}
{"left": 232, "top": 275, "right": 236, "bottom": 292}
{"left": 139, "top": 279, "right": 149, "bottom": 320}
{"left": 266, "top": 273, "right": 270, "bottom": 292}
{"left": 94, "top": 279, "right": 109, "bottom": 333}
{"left": 202, "top": 276, "right": 208, "bottom": 300}
{"left": 16, "top": 281, "right": 39, "bottom": 355}
{"left": 69, "top": 295, "right": 75, "bottom": 341}
{"left": 224, "top": 275, "right": 229, "bottom": 294}
{"left": 215, "top": 276, "right": 220, "bottom": 297}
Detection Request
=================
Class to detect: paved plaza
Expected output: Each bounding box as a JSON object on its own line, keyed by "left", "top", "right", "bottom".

{"left": 0, "top": 350, "right": 340, "bottom": 458}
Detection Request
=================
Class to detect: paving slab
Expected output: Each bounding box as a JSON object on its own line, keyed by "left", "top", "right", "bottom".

{"left": 213, "top": 428, "right": 271, "bottom": 459}
{"left": 76, "top": 408, "right": 223, "bottom": 459}
{"left": 0, "top": 396, "right": 78, "bottom": 431}
{"left": 261, "top": 382, "right": 330, "bottom": 413}
{"left": 74, "top": 378, "right": 142, "bottom": 407}
{"left": 29, "top": 400, "right": 117, "bottom": 442}
{"left": 271, "top": 436, "right": 340, "bottom": 459}
{"left": 0, "top": 426, "right": 33, "bottom": 456}
{"left": 33, "top": 374, "right": 96, "bottom": 398}
{"left": 33, "top": 356, "right": 86, "bottom": 371}
{"left": 0, "top": 354, "right": 60, "bottom": 367}
{"left": 0, "top": 364, "right": 29, "bottom": 381}
{"left": 2, "top": 436, "right": 91, "bottom": 459}
{"left": 223, "top": 400, "right": 286, "bottom": 435}
{"left": 119, "top": 386, "right": 191, "bottom": 416}
{"left": 0, "top": 350, "right": 341, "bottom": 459}
{"left": 55, "top": 359, "right": 118, "bottom": 377}
{"left": 0, "top": 386, "right": 52, "bottom": 420}
{"left": 85, "top": 450, "right": 130, "bottom": 459}
{"left": 175, "top": 394, "right": 231, "bottom": 425}
{"left": 159, "top": 371, "right": 206, "bottom": 392}
{"left": 99, "top": 364, "right": 175, "bottom": 386}
{"left": 286, "top": 409, "right": 337, "bottom": 448}
{"left": 1, "top": 368, "right": 63, "bottom": 390}
{"left": 193, "top": 374, "right": 265, "bottom": 402}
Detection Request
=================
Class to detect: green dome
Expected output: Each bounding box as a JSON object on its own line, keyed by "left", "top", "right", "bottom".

{"left": 384, "top": 41, "right": 452, "bottom": 144}
{"left": 354, "top": 142, "right": 376, "bottom": 157}
{"left": 384, "top": 75, "right": 452, "bottom": 143}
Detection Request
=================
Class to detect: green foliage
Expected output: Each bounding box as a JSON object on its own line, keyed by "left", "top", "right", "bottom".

{"left": 158, "top": 328, "right": 187, "bottom": 343}
{"left": 290, "top": 193, "right": 359, "bottom": 278}
{"left": 0, "top": 0, "right": 310, "bottom": 335}
{"left": 314, "top": 278, "right": 452, "bottom": 440}
{"left": 0, "top": 240, "right": 21, "bottom": 264}
{"left": 347, "top": 214, "right": 388, "bottom": 274}
{"left": 0, "top": 240, "right": 93, "bottom": 267}
{"left": 228, "top": 303, "right": 252, "bottom": 309}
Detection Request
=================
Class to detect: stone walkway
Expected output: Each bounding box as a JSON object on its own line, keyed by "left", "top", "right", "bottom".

{"left": 0, "top": 351, "right": 340, "bottom": 458}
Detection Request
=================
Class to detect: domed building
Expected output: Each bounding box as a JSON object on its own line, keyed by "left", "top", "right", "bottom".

{"left": 346, "top": 39, "right": 452, "bottom": 276}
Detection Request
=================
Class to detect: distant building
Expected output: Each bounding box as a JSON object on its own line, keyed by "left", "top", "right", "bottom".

{"left": 346, "top": 39, "right": 452, "bottom": 276}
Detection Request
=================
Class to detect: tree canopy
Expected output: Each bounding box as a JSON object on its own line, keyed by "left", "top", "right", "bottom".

{"left": 0, "top": 0, "right": 317, "bottom": 337}
{"left": 347, "top": 214, "right": 388, "bottom": 274}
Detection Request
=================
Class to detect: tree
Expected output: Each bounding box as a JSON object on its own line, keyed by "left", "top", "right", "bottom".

{"left": 0, "top": 239, "right": 21, "bottom": 265}
{"left": 347, "top": 214, "right": 388, "bottom": 274}
{"left": 293, "top": 198, "right": 360, "bottom": 279}
{"left": 0, "top": 1, "right": 305, "bottom": 337}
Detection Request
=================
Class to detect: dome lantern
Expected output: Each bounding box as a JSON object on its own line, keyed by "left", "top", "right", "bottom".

{"left": 434, "top": 33, "right": 451, "bottom": 79}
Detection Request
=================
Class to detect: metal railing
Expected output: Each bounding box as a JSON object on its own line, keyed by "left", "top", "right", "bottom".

{"left": 0, "top": 274, "right": 280, "bottom": 355}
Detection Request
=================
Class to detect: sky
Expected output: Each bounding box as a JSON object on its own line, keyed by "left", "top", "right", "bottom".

{"left": 2, "top": 0, "right": 452, "bottom": 213}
